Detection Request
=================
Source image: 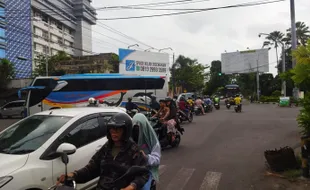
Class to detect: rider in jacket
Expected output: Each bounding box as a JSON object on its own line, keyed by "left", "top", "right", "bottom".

{"left": 58, "top": 113, "right": 149, "bottom": 190}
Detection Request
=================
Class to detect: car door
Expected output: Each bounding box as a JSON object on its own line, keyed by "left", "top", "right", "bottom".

{"left": 1, "top": 102, "right": 14, "bottom": 117}
{"left": 52, "top": 114, "right": 111, "bottom": 190}
{"left": 11, "top": 102, "right": 24, "bottom": 116}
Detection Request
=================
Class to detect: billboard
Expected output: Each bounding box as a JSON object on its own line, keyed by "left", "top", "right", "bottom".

{"left": 119, "top": 48, "right": 170, "bottom": 76}
{"left": 118, "top": 48, "right": 170, "bottom": 98}
{"left": 221, "top": 49, "right": 269, "bottom": 74}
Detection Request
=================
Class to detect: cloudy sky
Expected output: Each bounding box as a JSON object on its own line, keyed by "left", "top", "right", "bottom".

{"left": 91, "top": 0, "right": 310, "bottom": 75}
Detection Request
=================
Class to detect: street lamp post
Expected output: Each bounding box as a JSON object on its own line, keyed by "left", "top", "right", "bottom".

{"left": 128, "top": 44, "right": 139, "bottom": 49}
{"left": 259, "top": 33, "right": 286, "bottom": 96}
{"left": 144, "top": 47, "right": 154, "bottom": 52}
{"left": 158, "top": 47, "right": 176, "bottom": 96}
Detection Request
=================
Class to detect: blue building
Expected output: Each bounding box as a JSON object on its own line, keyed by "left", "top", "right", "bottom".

{"left": 5, "top": 0, "right": 32, "bottom": 79}
{"left": 4, "top": 0, "right": 96, "bottom": 79}
{"left": 0, "top": 0, "right": 6, "bottom": 58}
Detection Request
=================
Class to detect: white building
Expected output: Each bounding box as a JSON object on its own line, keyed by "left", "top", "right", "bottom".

{"left": 31, "top": 0, "right": 96, "bottom": 68}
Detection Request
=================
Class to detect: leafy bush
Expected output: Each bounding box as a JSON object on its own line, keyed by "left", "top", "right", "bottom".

{"left": 297, "top": 93, "right": 310, "bottom": 135}
{"left": 260, "top": 96, "right": 279, "bottom": 103}
{"left": 271, "top": 90, "right": 281, "bottom": 97}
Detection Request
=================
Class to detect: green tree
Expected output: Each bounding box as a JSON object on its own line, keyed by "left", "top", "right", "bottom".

{"left": 33, "top": 51, "right": 70, "bottom": 76}
{"left": 263, "top": 31, "right": 285, "bottom": 70}
{"left": 204, "top": 60, "right": 229, "bottom": 95}
{"left": 285, "top": 21, "right": 310, "bottom": 46}
{"left": 0, "top": 59, "right": 15, "bottom": 90}
{"left": 172, "top": 55, "right": 208, "bottom": 92}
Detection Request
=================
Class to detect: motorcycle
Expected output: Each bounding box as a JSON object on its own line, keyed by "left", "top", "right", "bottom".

{"left": 234, "top": 104, "right": 242, "bottom": 113}
{"left": 194, "top": 105, "right": 203, "bottom": 115}
{"left": 49, "top": 148, "right": 155, "bottom": 190}
{"left": 149, "top": 117, "right": 182, "bottom": 148}
{"left": 177, "top": 109, "right": 193, "bottom": 123}
{"left": 126, "top": 109, "right": 139, "bottom": 118}
{"left": 214, "top": 102, "right": 220, "bottom": 110}
{"left": 226, "top": 103, "right": 231, "bottom": 109}
{"left": 49, "top": 150, "right": 76, "bottom": 190}
{"left": 204, "top": 104, "right": 213, "bottom": 113}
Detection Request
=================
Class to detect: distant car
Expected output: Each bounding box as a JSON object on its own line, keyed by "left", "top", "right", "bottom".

{"left": 0, "top": 107, "right": 126, "bottom": 190}
{"left": 0, "top": 100, "right": 25, "bottom": 119}
{"left": 177, "top": 93, "right": 194, "bottom": 102}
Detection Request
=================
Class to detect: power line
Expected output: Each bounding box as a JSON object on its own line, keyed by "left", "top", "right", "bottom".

{"left": 2, "top": 0, "right": 211, "bottom": 13}
{"left": 98, "top": 0, "right": 285, "bottom": 20}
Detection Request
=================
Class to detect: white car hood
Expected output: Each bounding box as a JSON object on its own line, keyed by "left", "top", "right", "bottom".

{"left": 0, "top": 153, "right": 28, "bottom": 176}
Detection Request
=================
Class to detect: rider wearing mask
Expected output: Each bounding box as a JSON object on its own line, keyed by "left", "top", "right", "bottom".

{"left": 87, "top": 97, "right": 98, "bottom": 107}
{"left": 57, "top": 113, "right": 149, "bottom": 190}
{"left": 132, "top": 113, "right": 161, "bottom": 190}
{"left": 195, "top": 96, "right": 205, "bottom": 115}
{"left": 126, "top": 97, "right": 138, "bottom": 111}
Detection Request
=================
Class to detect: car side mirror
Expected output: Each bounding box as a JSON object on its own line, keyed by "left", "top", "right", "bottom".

{"left": 56, "top": 143, "right": 76, "bottom": 155}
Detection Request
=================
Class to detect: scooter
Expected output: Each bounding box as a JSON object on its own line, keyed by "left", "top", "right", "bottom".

{"left": 149, "top": 117, "right": 182, "bottom": 148}
{"left": 126, "top": 109, "right": 139, "bottom": 118}
{"left": 49, "top": 148, "right": 76, "bottom": 190}
{"left": 194, "top": 105, "right": 203, "bottom": 115}
{"left": 214, "top": 103, "right": 220, "bottom": 110}
{"left": 177, "top": 109, "right": 193, "bottom": 123}
{"left": 226, "top": 103, "right": 231, "bottom": 109}
{"left": 234, "top": 104, "right": 242, "bottom": 113}
{"left": 204, "top": 104, "right": 213, "bottom": 113}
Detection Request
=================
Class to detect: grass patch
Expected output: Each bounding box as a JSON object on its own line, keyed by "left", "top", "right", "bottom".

{"left": 282, "top": 169, "right": 302, "bottom": 181}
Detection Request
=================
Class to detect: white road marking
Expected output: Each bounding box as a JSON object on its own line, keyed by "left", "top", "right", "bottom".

{"left": 165, "top": 168, "right": 195, "bottom": 190}
{"left": 199, "top": 171, "right": 222, "bottom": 190}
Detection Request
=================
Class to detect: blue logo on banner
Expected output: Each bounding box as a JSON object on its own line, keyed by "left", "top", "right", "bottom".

{"left": 125, "top": 60, "right": 136, "bottom": 71}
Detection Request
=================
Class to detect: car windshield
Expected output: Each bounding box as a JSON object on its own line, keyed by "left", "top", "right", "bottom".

{"left": 0, "top": 115, "right": 72, "bottom": 154}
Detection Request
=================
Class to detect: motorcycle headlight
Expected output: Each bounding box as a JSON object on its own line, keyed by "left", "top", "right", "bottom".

{"left": 0, "top": 176, "right": 13, "bottom": 188}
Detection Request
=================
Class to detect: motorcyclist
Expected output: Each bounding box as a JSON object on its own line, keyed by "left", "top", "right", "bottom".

{"left": 126, "top": 97, "right": 138, "bottom": 111}
{"left": 149, "top": 96, "right": 160, "bottom": 111}
{"left": 87, "top": 97, "right": 98, "bottom": 107}
{"left": 57, "top": 112, "right": 149, "bottom": 190}
{"left": 204, "top": 95, "right": 212, "bottom": 106}
{"left": 166, "top": 97, "right": 184, "bottom": 134}
{"left": 187, "top": 97, "right": 194, "bottom": 107}
{"left": 132, "top": 113, "right": 161, "bottom": 190}
{"left": 234, "top": 94, "right": 242, "bottom": 109}
{"left": 195, "top": 96, "right": 205, "bottom": 115}
{"left": 178, "top": 97, "right": 189, "bottom": 118}
{"left": 214, "top": 96, "right": 220, "bottom": 104}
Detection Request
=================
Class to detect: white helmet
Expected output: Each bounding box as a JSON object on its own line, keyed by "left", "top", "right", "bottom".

{"left": 88, "top": 97, "right": 96, "bottom": 104}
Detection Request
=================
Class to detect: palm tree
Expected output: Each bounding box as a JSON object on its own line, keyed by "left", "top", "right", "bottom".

{"left": 262, "top": 31, "right": 285, "bottom": 73}
{"left": 285, "top": 21, "right": 310, "bottom": 46}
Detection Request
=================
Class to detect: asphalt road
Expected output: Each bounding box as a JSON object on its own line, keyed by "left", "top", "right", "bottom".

{"left": 157, "top": 103, "right": 300, "bottom": 190}
{"left": 0, "top": 118, "right": 19, "bottom": 131}
{"left": 0, "top": 104, "right": 301, "bottom": 189}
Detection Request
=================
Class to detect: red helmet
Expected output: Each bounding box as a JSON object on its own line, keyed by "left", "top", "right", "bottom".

{"left": 99, "top": 99, "right": 104, "bottom": 104}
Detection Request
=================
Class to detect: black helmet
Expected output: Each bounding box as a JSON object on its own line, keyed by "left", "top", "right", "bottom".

{"left": 159, "top": 99, "right": 167, "bottom": 103}
{"left": 165, "top": 97, "right": 173, "bottom": 101}
{"left": 128, "top": 97, "right": 132, "bottom": 101}
{"left": 107, "top": 112, "right": 132, "bottom": 142}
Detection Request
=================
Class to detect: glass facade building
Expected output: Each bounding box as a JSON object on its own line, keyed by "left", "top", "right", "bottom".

{"left": 0, "top": 0, "right": 6, "bottom": 58}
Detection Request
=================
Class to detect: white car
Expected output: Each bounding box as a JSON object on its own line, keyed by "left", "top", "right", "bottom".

{"left": 0, "top": 107, "right": 126, "bottom": 190}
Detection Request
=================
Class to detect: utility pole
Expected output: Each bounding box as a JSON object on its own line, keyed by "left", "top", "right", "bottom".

{"left": 282, "top": 45, "right": 286, "bottom": 96}
{"left": 45, "top": 53, "right": 48, "bottom": 76}
{"left": 256, "top": 59, "right": 260, "bottom": 101}
{"left": 290, "top": 0, "right": 299, "bottom": 98}
{"left": 172, "top": 53, "right": 176, "bottom": 96}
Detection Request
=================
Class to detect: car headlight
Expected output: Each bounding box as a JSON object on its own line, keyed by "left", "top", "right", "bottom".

{"left": 0, "top": 176, "right": 13, "bottom": 188}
